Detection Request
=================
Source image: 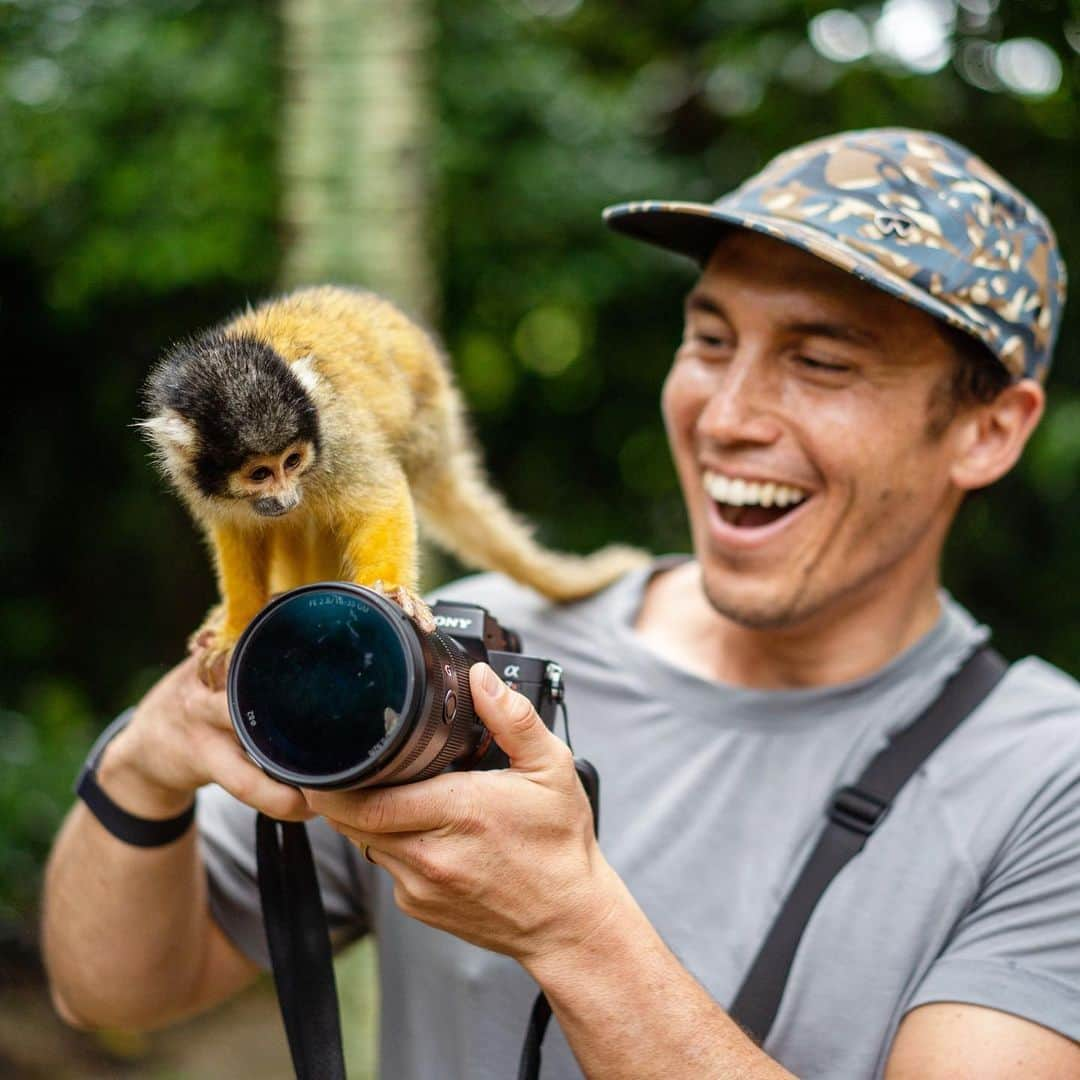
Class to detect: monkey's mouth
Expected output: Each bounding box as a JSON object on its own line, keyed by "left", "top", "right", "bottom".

{"left": 253, "top": 497, "right": 297, "bottom": 517}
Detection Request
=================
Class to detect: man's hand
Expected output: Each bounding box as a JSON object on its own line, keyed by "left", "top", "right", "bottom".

{"left": 102, "top": 652, "right": 311, "bottom": 823}
{"left": 303, "top": 662, "right": 619, "bottom": 964}
{"left": 44, "top": 650, "right": 293, "bottom": 1032}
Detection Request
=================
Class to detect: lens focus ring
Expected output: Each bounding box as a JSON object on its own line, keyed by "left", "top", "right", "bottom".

{"left": 422, "top": 644, "right": 476, "bottom": 777}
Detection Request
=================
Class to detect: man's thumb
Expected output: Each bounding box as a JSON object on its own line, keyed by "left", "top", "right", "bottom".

{"left": 469, "top": 662, "right": 554, "bottom": 772}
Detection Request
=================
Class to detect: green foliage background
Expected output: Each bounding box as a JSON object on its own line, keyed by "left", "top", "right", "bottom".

{"left": 2, "top": 0, "right": 1078, "bottom": 930}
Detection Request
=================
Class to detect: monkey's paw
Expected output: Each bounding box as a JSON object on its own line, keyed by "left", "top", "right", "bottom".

{"left": 370, "top": 581, "right": 437, "bottom": 635}
{"left": 187, "top": 604, "right": 224, "bottom": 653}
{"left": 189, "top": 621, "right": 235, "bottom": 692}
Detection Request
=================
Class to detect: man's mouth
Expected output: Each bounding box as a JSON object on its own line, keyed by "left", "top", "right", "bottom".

{"left": 703, "top": 470, "right": 810, "bottom": 529}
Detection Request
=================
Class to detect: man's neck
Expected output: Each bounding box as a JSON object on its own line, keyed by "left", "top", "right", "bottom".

{"left": 634, "top": 559, "right": 943, "bottom": 690}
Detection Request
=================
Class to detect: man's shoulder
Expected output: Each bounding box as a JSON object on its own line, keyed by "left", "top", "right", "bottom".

{"left": 426, "top": 569, "right": 632, "bottom": 631}
{"left": 996, "top": 654, "right": 1080, "bottom": 726}
{"left": 936, "top": 652, "right": 1080, "bottom": 806}
{"left": 427, "top": 571, "right": 545, "bottom": 613}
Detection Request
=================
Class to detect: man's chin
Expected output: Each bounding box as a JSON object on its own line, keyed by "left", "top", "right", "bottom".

{"left": 698, "top": 574, "right": 812, "bottom": 632}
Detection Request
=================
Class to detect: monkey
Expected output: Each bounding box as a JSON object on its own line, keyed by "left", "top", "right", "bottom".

{"left": 140, "top": 285, "right": 648, "bottom": 684}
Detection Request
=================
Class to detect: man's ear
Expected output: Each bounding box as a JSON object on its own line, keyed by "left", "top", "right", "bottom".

{"left": 950, "top": 378, "right": 1045, "bottom": 492}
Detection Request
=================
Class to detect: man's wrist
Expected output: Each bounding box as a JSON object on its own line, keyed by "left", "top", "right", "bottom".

{"left": 94, "top": 725, "right": 198, "bottom": 820}
{"left": 519, "top": 860, "right": 643, "bottom": 988}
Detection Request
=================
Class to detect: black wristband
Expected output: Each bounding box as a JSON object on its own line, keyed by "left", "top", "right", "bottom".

{"left": 75, "top": 711, "right": 196, "bottom": 848}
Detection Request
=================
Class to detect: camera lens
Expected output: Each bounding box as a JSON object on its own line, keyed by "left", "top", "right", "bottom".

{"left": 228, "top": 583, "right": 476, "bottom": 789}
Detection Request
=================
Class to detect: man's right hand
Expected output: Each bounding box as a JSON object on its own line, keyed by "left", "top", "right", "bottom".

{"left": 101, "top": 652, "right": 312, "bottom": 822}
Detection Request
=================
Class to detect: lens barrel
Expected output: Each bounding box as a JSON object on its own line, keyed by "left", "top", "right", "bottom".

{"left": 228, "top": 583, "right": 477, "bottom": 790}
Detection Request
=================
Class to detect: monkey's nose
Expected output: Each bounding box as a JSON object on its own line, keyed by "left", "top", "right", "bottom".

{"left": 253, "top": 496, "right": 291, "bottom": 517}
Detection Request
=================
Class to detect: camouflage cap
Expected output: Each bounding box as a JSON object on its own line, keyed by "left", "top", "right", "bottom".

{"left": 603, "top": 128, "right": 1066, "bottom": 382}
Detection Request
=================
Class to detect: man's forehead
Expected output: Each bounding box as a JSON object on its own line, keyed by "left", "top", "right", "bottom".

{"left": 689, "top": 229, "right": 939, "bottom": 342}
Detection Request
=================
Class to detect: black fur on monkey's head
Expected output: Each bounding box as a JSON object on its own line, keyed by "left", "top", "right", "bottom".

{"left": 141, "top": 330, "right": 321, "bottom": 500}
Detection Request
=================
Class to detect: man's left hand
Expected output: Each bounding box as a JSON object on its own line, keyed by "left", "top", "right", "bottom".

{"left": 303, "top": 662, "right": 619, "bottom": 964}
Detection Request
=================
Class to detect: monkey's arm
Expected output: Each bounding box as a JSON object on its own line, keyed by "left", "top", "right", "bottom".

{"left": 194, "top": 524, "right": 270, "bottom": 681}
{"left": 337, "top": 477, "right": 434, "bottom": 632}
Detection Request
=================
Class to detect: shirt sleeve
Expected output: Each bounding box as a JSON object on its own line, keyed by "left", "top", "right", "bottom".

{"left": 905, "top": 750, "right": 1080, "bottom": 1041}
{"left": 197, "top": 783, "right": 371, "bottom": 969}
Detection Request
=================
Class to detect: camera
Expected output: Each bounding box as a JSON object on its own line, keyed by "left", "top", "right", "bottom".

{"left": 227, "top": 582, "right": 563, "bottom": 790}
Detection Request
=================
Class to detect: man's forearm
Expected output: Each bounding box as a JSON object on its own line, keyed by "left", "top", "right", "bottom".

{"left": 522, "top": 868, "right": 796, "bottom": 1080}
{"left": 42, "top": 730, "right": 215, "bottom": 1030}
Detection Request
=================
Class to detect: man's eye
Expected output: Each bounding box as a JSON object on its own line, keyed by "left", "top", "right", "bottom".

{"left": 698, "top": 333, "right": 730, "bottom": 348}
{"left": 798, "top": 356, "right": 850, "bottom": 373}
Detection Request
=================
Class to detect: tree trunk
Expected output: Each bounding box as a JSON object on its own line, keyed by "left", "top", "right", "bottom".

{"left": 279, "top": 1, "right": 436, "bottom": 1074}
{"left": 281, "top": 0, "right": 436, "bottom": 325}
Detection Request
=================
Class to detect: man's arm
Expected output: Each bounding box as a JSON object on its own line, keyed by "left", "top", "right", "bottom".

{"left": 308, "top": 664, "right": 1080, "bottom": 1079}
{"left": 42, "top": 654, "right": 311, "bottom": 1030}
{"left": 886, "top": 1003, "right": 1080, "bottom": 1078}
{"left": 306, "top": 663, "right": 794, "bottom": 1079}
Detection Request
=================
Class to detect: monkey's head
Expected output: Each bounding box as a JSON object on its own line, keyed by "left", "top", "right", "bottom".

{"left": 140, "top": 331, "right": 322, "bottom": 522}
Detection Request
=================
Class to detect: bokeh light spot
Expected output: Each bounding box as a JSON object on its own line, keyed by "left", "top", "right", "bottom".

{"left": 808, "top": 10, "right": 871, "bottom": 64}
{"left": 514, "top": 306, "right": 583, "bottom": 376}
{"left": 993, "top": 38, "right": 1062, "bottom": 99}
{"left": 873, "top": 0, "right": 954, "bottom": 74}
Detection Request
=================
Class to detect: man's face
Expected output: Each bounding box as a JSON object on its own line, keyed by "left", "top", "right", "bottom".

{"left": 663, "top": 229, "right": 972, "bottom": 631}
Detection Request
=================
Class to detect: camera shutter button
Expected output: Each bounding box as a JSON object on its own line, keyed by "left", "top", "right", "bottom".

{"left": 443, "top": 690, "right": 457, "bottom": 723}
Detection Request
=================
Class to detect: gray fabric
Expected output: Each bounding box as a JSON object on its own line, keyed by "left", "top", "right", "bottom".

{"left": 199, "top": 558, "right": 1080, "bottom": 1078}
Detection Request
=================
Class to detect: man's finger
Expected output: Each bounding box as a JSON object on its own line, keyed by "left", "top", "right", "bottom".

{"left": 304, "top": 775, "right": 462, "bottom": 835}
{"left": 469, "top": 662, "right": 563, "bottom": 773}
{"left": 206, "top": 735, "right": 314, "bottom": 822}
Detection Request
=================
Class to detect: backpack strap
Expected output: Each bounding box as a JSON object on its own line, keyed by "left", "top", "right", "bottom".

{"left": 728, "top": 643, "right": 1008, "bottom": 1044}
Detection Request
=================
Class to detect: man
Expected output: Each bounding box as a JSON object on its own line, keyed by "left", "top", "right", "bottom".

{"left": 43, "top": 129, "right": 1080, "bottom": 1078}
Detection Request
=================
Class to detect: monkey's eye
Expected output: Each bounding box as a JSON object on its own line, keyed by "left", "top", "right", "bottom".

{"left": 249, "top": 466, "right": 273, "bottom": 483}
{"left": 284, "top": 452, "right": 302, "bottom": 471}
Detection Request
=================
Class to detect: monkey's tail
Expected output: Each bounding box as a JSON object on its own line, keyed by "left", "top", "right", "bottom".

{"left": 412, "top": 448, "right": 649, "bottom": 602}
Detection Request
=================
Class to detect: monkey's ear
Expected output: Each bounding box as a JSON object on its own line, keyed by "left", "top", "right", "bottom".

{"left": 137, "top": 409, "right": 196, "bottom": 451}
{"left": 291, "top": 354, "right": 321, "bottom": 396}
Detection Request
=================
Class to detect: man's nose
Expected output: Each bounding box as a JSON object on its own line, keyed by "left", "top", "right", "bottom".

{"left": 696, "top": 350, "right": 782, "bottom": 447}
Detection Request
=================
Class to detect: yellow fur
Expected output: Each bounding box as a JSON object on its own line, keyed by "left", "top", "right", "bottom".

{"left": 160, "top": 286, "right": 647, "bottom": 673}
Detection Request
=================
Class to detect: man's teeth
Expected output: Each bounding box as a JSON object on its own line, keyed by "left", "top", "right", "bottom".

{"left": 703, "top": 472, "right": 808, "bottom": 508}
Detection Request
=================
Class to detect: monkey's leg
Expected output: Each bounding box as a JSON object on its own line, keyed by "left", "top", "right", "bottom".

{"left": 337, "top": 481, "right": 436, "bottom": 634}
{"left": 194, "top": 525, "right": 270, "bottom": 686}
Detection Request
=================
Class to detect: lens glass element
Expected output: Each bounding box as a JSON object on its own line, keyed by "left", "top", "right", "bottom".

{"left": 233, "top": 588, "right": 411, "bottom": 779}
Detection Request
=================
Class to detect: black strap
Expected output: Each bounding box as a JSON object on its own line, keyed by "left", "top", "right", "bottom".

{"left": 75, "top": 710, "right": 196, "bottom": 848}
{"left": 256, "top": 814, "right": 346, "bottom": 1080}
{"left": 518, "top": 758, "right": 601, "bottom": 1080}
{"left": 728, "top": 644, "right": 1008, "bottom": 1043}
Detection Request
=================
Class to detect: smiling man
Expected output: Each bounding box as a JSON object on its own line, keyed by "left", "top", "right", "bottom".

{"left": 44, "top": 129, "right": 1080, "bottom": 1079}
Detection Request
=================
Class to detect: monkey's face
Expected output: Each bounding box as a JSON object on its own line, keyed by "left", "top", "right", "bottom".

{"left": 227, "top": 440, "right": 317, "bottom": 518}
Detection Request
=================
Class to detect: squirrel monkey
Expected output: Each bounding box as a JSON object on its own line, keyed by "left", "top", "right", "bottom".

{"left": 140, "top": 285, "right": 647, "bottom": 684}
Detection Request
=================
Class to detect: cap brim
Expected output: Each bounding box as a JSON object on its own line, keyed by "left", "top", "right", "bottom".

{"left": 603, "top": 199, "right": 999, "bottom": 368}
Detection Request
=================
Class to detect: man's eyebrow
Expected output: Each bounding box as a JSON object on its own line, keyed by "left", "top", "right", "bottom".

{"left": 784, "top": 319, "right": 880, "bottom": 347}
{"left": 685, "top": 290, "right": 881, "bottom": 347}
{"left": 684, "top": 291, "right": 726, "bottom": 317}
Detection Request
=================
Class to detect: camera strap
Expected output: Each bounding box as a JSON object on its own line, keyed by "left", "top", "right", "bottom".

{"left": 256, "top": 813, "right": 346, "bottom": 1080}
{"left": 517, "top": 758, "right": 601, "bottom": 1080}
{"left": 728, "top": 643, "right": 1008, "bottom": 1044}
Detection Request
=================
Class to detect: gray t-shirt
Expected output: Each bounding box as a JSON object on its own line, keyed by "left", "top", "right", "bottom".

{"left": 199, "top": 559, "right": 1080, "bottom": 1079}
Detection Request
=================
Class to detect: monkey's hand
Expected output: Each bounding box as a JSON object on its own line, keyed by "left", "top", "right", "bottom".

{"left": 187, "top": 603, "right": 224, "bottom": 652}
{"left": 188, "top": 607, "right": 236, "bottom": 691}
{"left": 370, "top": 581, "right": 437, "bottom": 635}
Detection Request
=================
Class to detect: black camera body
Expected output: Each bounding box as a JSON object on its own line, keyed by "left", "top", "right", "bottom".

{"left": 430, "top": 599, "right": 562, "bottom": 771}
{"left": 227, "top": 582, "right": 563, "bottom": 791}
